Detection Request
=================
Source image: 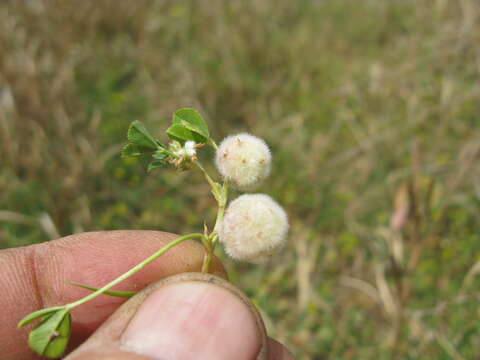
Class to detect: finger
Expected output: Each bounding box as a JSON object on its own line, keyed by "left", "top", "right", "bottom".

{"left": 267, "top": 338, "right": 296, "bottom": 360}
{"left": 66, "top": 273, "right": 268, "bottom": 360}
{"left": 2, "top": 230, "right": 225, "bottom": 360}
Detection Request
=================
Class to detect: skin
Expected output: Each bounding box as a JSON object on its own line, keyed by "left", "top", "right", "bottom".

{"left": 0, "top": 230, "right": 294, "bottom": 360}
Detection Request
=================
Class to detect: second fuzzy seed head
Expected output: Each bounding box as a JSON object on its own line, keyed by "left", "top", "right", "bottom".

{"left": 215, "top": 133, "right": 271, "bottom": 190}
{"left": 219, "top": 194, "right": 289, "bottom": 263}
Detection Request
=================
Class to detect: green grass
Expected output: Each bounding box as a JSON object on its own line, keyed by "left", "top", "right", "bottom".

{"left": 1, "top": 1, "right": 480, "bottom": 358}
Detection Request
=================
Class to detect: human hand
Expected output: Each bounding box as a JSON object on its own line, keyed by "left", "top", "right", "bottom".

{"left": 1, "top": 230, "right": 294, "bottom": 359}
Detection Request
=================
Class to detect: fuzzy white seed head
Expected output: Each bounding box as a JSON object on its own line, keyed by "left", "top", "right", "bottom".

{"left": 219, "top": 194, "right": 289, "bottom": 263}
{"left": 215, "top": 133, "right": 271, "bottom": 190}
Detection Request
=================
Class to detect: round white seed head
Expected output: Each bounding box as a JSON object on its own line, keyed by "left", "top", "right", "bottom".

{"left": 215, "top": 133, "right": 271, "bottom": 190}
{"left": 219, "top": 194, "right": 289, "bottom": 263}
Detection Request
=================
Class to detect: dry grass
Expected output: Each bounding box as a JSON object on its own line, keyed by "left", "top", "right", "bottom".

{"left": 1, "top": 0, "right": 480, "bottom": 358}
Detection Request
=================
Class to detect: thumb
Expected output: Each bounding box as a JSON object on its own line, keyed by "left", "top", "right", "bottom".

{"left": 66, "top": 273, "right": 268, "bottom": 360}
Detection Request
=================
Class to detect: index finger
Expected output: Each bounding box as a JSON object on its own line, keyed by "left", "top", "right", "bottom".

{"left": 1, "top": 230, "right": 225, "bottom": 360}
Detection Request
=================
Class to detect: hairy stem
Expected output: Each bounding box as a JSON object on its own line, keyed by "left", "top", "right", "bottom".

{"left": 65, "top": 233, "right": 204, "bottom": 310}
{"left": 195, "top": 162, "right": 218, "bottom": 194}
{"left": 194, "top": 162, "right": 228, "bottom": 273}
{"left": 201, "top": 252, "right": 213, "bottom": 273}
{"left": 202, "top": 233, "right": 220, "bottom": 273}
{"left": 213, "top": 183, "right": 227, "bottom": 233}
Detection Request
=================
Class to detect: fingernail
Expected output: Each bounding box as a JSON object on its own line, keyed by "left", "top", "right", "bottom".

{"left": 121, "top": 279, "right": 264, "bottom": 360}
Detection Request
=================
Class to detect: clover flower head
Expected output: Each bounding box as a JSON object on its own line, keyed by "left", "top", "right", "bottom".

{"left": 167, "top": 140, "right": 198, "bottom": 171}
{"left": 219, "top": 194, "right": 289, "bottom": 263}
{"left": 172, "top": 140, "right": 197, "bottom": 158}
{"left": 184, "top": 141, "right": 197, "bottom": 157}
{"left": 215, "top": 133, "right": 271, "bottom": 190}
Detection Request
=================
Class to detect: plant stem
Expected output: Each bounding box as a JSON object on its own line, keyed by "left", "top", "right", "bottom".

{"left": 195, "top": 161, "right": 218, "bottom": 192}
{"left": 212, "top": 183, "right": 227, "bottom": 233}
{"left": 209, "top": 139, "right": 218, "bottom": 150}
{"left": 201, "top": 252, "right": 212, "bottom": 273}
{"left": 65, "top": 233, "right": 204, "bottom": 310}
{"left": 201, "top": 233, "right": 220, "bottom": 273}
{"left": 194, "top": 162, "right": 228, "bottom": 273}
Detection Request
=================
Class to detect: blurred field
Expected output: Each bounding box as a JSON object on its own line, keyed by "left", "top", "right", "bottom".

{"left": 1, "top": 0, "right": 480, "bottom": 358}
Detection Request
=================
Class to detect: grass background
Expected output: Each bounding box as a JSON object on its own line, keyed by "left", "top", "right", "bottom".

{"left": 1, "top": 0, "right": 480, "bottom": 358}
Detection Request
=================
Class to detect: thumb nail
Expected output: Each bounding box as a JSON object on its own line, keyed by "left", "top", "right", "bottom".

{"left": 120, "top": 273, "right": 267, "bottom": 360}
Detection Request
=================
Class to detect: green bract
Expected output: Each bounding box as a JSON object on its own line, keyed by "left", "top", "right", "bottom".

{"left": 67, "top": 281, "right": 136, "bottom": 298}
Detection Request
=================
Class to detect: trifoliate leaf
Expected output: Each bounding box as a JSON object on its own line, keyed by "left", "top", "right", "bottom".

{"left": 172, "top": 108, "right": 210, "bottom": 140}
{"left": 167, "top": 124, "right": 206, "bottom": 144}
{"left": 43, "top": 312, "right": 71, "bottom": 359}
{"left": 28, "top": 309, "right": 71, "bottom": 359}
{"left": 148, "top": 160, "right": 167, "bottom": 172}
{"left": 121, "top": 143, "right": 155, "bottom": 158}
{"left": 127, "top": 120, "right": 158, "bottom": 149}
{"left": 17, "top": 306, "right": 64, "bottom": 327}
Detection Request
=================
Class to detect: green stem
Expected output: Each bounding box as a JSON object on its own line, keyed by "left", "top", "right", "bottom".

{"left": 201, "top": 252, "right": 212, "bottom": 273}
{"left": 201, "top": 233, "right": 219, "bottom": 273}
{"left": 65, "top": 233, "right": 204, "bottom": 310}
{"left": 213, "top": 183, "right": 227, "bottom": 233}
{"left": 194, "top": 162, "right": 228, "bottom": 274}
{"left": 209, "top": 139, "right": 218, "bottom": 150}
{"left": 195, "top": 161, "right": 218, "bottom": 191}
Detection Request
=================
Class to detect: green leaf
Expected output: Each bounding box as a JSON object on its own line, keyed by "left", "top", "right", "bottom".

{"left": 67, "top": 281, "right": 136, "bottom": 298}
{"left": 43, "top": 312, "right": 71, "bottom": 359}
{"left": 172, "top": 108, "right": 210, "bottom": 140}
{"left": 167, "top": 124, "right": 206, "bottom": 144}
{"left": 166, "top": 124, "right": 194, "bottom": 143}
{"left": 28, "top": 309, "right": 71, "bottom": 358}
{"left": 127, "top": 120, "right": 158, "bottom": 149}
{"left": 18, "top": 306, "right": 65, "bottom": 327}
{"left": 148, "top": 161, "right": 167, "bottom": 172}
{"left": 121, "top": 143, "right": 155, "bottom": 158}
{"left": 155, "top": 139, "right": 166, "bottom": 148}
{"left": 152, "top": 151, "right": 168, "bottom": 160}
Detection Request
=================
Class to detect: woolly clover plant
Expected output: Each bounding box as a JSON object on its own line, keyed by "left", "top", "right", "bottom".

{"left": 18, "top": 108, "right": 289, "bottom": 358}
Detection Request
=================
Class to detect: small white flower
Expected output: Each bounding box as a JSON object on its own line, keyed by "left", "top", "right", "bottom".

{"left": 215, "top": 133, "right": 271, "bottom": 190}
{"left": 184, "top": 141, "right": 197, "bottom": 157}
{"left": 172, "top": 141, "right": 197, "bottom": 158}
{"left": 219, "top": 194, "right": 289, "bottom": 263}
